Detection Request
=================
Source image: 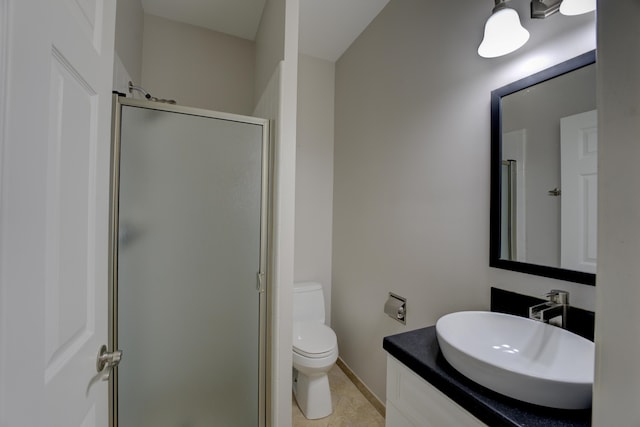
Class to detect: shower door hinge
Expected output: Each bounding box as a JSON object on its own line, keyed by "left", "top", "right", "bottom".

{"left": 257, "top": 272, "right": 266, "bottom": 293}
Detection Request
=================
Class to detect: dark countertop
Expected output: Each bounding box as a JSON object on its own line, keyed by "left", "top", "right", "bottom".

{"left": 383, "top": 326, "right": 591, "bottom": 427}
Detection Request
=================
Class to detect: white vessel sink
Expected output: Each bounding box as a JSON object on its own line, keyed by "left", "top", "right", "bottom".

{"left": 435, "top": 311, "right": 594, "bottom": 409}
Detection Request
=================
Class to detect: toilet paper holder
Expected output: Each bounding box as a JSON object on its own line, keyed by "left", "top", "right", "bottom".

{"left": 385, "top": 292, "right": 406, "bottom": 324}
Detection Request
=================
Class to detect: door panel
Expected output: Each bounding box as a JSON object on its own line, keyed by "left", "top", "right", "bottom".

{"left": 44, "top": 48, "right": 96, "bottom": 378}
{"left": 561, "top": 110, "right": 598, "bottom": 274}
{"left": 0, "top": 0, "right": 115, "bottom": 425}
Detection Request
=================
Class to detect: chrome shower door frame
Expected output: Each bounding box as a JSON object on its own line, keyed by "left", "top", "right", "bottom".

{"left": 108, "top": 94, "right": 272, "bottom": 427}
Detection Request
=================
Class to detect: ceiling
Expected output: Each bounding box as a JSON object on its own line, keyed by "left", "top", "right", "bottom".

{"left": 140, "top": 0, "right": 391, "bottom": 62}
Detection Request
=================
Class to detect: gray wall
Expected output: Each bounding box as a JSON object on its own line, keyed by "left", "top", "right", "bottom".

{"left": 333, "top": 0, "right": 595, "bottom": 402}
{"left": 253, "top": 1, "right": 299, "bottom": 425}
{"left": 141, "top": 14, "right": 255, "bottom": 115}
{"left": 295, "top": 54, "right": 335, "bottom": 324}
{"left": 254, "top": 0, "right": 285, "bottom": 99}
{"left": 593, "top": 0, "right": 640, "bottom": 423}
{"left": 115, "top": 0, "right": 144, "bottom": 83}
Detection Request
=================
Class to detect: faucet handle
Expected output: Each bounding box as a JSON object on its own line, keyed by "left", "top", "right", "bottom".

{"left": 546, "top": 289, "right": 569, "bottom": 304}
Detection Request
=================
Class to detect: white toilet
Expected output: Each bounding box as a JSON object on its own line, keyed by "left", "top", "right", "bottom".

{"left": 292, "top": 282, "right": 338, "bottom": 419}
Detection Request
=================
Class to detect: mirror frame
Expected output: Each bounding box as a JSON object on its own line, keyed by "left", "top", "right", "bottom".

{"left": 489, "top": 50, "right": 596, "bottom": 286}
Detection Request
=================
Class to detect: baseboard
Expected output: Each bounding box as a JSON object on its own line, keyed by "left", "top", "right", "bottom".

{"left": 336, "top": 357, "right": 386, "bottom": 418}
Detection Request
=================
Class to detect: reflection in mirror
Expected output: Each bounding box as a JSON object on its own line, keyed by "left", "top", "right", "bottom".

{"left": 501, "top": 159, "right": 517, "bottom": 260}
{"left": 490, "top": 51, "right": 596, "bottom": 285}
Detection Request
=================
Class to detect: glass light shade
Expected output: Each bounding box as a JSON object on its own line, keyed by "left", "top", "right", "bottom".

{"left": 478, "top": 8, "right": 530, "bottom": 58}
{"left": 560, "top": 0, "right": 596, "bottom": 15}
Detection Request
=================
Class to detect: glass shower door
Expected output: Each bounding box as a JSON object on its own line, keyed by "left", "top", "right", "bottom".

{"left": 111, "top": 98, "right": 269, "bottom": 427}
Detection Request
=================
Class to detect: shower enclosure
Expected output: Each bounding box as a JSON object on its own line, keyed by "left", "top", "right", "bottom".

{"left": 109, "top": 94, "right": 270, "bottom": 427}
{"left": 500, "top": 159, "right": 517, "bottom": 260}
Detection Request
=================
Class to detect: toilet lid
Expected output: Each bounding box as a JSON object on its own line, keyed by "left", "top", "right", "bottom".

{"left": 293, "top": 322, "right": 337, "bottom": 358}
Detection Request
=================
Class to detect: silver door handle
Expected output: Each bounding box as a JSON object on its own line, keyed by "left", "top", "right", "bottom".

{"left": 96, "top": 344, "right": 123, "bottom": 379}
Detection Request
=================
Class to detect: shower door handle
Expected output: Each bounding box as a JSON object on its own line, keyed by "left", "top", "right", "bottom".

{"left": 96, "top": 344, "right": 123, "bottom": 380}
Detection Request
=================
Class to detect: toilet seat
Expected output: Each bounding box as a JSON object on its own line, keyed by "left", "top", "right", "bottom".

{"left": 293, "top": 322, "right": 337, "bottom": 359}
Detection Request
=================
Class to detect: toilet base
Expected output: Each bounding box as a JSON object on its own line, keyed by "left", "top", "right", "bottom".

{"left": 293, "top": 368, "right": 333, "bottom": 419}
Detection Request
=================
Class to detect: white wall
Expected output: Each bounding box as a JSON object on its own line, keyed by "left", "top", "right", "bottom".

{"left": 141, "top": 14, "right": 255, "bottom": 115}
{"left": 593, "top": 0, "right": 640, "bottom": 424}
{"left": 333, "top": 0, "right": 596, "bottom": 402}
{"left": 0, "top": 0, "right": 9, "bottom": 421}
{"left": 254, "top": 0, "right": 285, "bottom": 99}
{"left": 112, "top": 0, "right": 143, "bottom": 95}
{"left": 115, "top": 0, "right": 143, "bottom": 83}
{"left": 295, "top": 54, "right": 335, "bottom": 324}
{"left": 252, "top": 1, "right": 298, "bottom": 426}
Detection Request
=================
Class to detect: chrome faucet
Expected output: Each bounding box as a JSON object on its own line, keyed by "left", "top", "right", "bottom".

{"left": 528, "top": 290, "right": 569, "bottom": 328}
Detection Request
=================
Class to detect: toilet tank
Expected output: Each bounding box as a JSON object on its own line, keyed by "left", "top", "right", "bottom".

{"left": 293, "top": 282, "right": 326, "bottom": 324}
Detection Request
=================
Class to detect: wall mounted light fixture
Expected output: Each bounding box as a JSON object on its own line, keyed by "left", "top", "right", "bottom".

{"left": 478, "top": 0, "right": 530, "bottom": 58}
{"left": 479, "top": 0, "right": 596, "bottom": 58}
{"left": 559, "top": 0, "right": 596, "bottom": 16}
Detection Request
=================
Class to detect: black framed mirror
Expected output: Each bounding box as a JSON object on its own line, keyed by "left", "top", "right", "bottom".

{"left": 490, "top": 50, "right": 596, "bottom": 286}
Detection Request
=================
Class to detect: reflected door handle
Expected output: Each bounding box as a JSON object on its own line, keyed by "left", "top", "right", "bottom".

{"left": 96, "top": 344, "right": 123, "bottom": 380}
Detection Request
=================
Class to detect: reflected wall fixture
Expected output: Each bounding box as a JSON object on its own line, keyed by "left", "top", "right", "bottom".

{"left": 478, "top": 0, "right": 596, "bottom": 58}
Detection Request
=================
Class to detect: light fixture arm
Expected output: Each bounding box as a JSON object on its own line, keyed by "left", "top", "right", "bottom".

{"left": 491, "top": 0, "right": 510, "bottom": 13}
{"left": 531, "top": 0, "right": 562, "bottom": 18}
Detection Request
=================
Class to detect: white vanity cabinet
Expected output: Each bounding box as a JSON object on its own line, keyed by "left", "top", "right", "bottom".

{"left": 385, "top": 356, "right": 488, "bottom": 427}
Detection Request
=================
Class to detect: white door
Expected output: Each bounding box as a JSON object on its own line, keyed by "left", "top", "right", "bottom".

{"left": 560, "top": 110, "right": 598, "bottom": 273}
{"left": 0, "top": 0, "right": 116, "bottom": 425}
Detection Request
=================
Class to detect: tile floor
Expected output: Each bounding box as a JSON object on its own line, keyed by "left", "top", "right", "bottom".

{"left": 292, "top": 365, "right": 385, "bottom": 427}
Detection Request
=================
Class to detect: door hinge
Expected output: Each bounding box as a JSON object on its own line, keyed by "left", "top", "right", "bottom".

{"left": 257, "top": 272, "right": 266, "bottom": 293}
